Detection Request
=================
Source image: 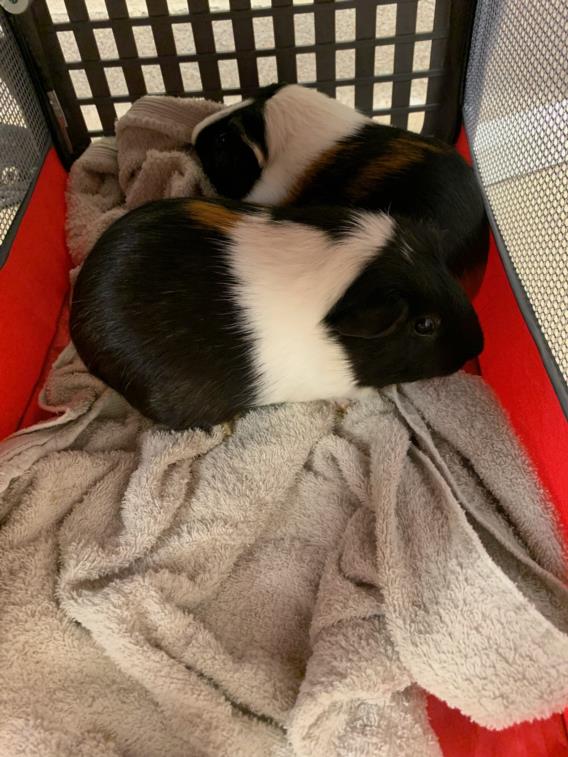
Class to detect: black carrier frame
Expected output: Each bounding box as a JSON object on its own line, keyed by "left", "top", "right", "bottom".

{"left": 7, "top": 0, "right": 477, "bottom": 165}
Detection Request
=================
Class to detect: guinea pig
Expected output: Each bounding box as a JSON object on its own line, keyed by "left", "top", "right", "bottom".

{"left": 192, "top": 83, "right": 488, "bottom": 281}
{"left": 71, "top": 199, "right": 483, "bottom": 429}
{"left": 70, "top": 198, "right": 483, "bottom": 430}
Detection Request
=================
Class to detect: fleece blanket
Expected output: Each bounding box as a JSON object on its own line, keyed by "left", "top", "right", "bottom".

{"left": 1, "top": 96, "right": 567, "bottom": 757}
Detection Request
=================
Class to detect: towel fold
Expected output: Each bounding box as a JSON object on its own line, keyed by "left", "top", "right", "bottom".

{"left": 66, "top": 96, "right": 221, "bottom": 265}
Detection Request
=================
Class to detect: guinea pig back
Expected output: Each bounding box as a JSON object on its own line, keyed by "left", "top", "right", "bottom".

{"left": 192, "top": 84, "right": 488, "bottom": 281}
{"left": 71, "top": 198, "right": 483, "bottom": 430}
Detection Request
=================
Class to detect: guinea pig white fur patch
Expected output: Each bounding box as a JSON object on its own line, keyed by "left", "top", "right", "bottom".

{"left": 227, "top": 209, "right": 395, "bottom": 404}
{"left": 246, "top": 85, "right": 368, "bottom": 205}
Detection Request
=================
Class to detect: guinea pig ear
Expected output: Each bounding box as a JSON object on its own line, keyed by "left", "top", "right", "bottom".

{"left": 329, "top": 297, "right": 409, "bottom": 339}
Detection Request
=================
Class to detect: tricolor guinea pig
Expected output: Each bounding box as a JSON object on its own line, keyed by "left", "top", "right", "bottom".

{"left": 192, "top": 83, "right": 488, "bottom": 280}
{"left": 70, "top": 198, "right": 483, "bottom": 430}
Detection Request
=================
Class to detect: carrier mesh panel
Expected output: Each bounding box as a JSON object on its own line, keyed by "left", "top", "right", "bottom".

{"left": 464, "top": 0, "right": 567, "bottom": 403}
{"left": 0, "top": 10, "right": 49, "bottom": 264}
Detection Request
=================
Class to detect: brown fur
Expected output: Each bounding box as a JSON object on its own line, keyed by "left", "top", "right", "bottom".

{"left": 284, "top": 141, "right": 357, "bottom": 204}
{"left": 188, "top": 200, "right": 241, "bottom": 234}
{"left": 345, "top": 136, "right": 445, "bottom": 200}
{"left": 285, "top": 132, "right": 447, "bottom": 204}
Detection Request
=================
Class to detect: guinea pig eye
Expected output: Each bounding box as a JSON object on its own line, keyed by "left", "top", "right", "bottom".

{"left": 216, "top": 132, "right": 228, "bottom": 145}
{"left": 414, "top": 316, "right": 439, "bottom": 335}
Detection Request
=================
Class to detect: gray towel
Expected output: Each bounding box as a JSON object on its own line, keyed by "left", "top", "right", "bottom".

{"left": 65, "top": 95, "right": 222, "bottom": 266}
{"left": 0, "top": 96, "right": 567, "bottom": 757}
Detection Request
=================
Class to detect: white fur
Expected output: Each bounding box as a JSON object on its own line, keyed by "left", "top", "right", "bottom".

{"left": 246, "top": 85, "right": 369, "bottom": 205}
{"left": 227, "top": 211, "right": 395, "bottom": 405}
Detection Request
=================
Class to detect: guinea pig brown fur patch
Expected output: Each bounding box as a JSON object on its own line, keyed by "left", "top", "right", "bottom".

{"left": 188, "top": 199, "right": 241, "bottom": 234}
{"left": 284, "top": 132, "right": 447, "bottom": 205}
{"left": 344, "top": 135, "right": 447, "bottom": 201}
{"left": 284, "top": 140, "right": 359, "bottom": 204}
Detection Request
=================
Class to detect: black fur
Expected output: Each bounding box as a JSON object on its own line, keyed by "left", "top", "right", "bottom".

{"left": 193, "top": 85, "right": 285, "bottom": 200}
{"left": 326, "top": 221, "right": 484, "bottom": 387}
{"left": 194, "top": 107, "right": 264, "bottom": 200}
{"left": 268, "top": 203, "right": 355, "bottom": 240}
{"left": 70, "top": 200, "right": 258, "bottom": 430}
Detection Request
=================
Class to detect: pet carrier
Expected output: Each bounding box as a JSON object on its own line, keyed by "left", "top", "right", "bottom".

{"left": 0, "top": 1, "right": 566, "bottom": 755}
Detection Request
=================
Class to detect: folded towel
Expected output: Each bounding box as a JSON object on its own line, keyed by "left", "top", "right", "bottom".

{"left": 1, "top": 96, "right": 567, "bottom": 757}
{"left": 66, "top": 96, "right": 221, "bottom": 265}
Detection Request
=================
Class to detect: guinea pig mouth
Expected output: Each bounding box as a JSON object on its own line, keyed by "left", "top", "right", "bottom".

{"left": 441, "top": 360, "right": 469, "bottom": 377}
{"left": 443, "top": 333, "right": 484, "bottom": 374}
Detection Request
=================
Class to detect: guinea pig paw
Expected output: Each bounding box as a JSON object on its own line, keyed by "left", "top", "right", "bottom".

{"left": 334, "top": 399, "right": 352, "bottom": 415}
{"left": 222, "top": 415, "right": 240, "bottom": 437}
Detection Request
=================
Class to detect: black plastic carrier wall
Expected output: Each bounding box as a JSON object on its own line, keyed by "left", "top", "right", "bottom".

{"left": 6, "top": 0, "right": 476, "bottom": 164}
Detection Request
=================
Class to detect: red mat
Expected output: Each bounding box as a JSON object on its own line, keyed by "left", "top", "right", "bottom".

{"left": 0, "top": 148, "right": 70, "bottom": 438}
